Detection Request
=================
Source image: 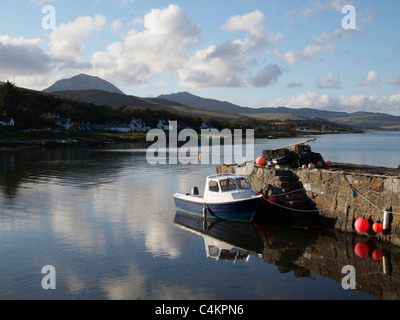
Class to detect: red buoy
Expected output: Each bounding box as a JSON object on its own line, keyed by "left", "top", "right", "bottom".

{"left": 372, "top": 250, "right": 384, "bottom": 261}
{"left": 354, "top": 242, "right": 369, "bottom": 258}
{"left": 372, "top": 220, "right": 383, "bottom": 233}
{"left": 355, "top": 217, "right": 369, "bottom": 233}
{"left": 326, "top": 161, "right": 333, "bottom": 167}
{"left": 256, "top": 157, "right": 265, "bottom": 166}
{"left": 267, "top": 196, "right": 277, "bottom": 206}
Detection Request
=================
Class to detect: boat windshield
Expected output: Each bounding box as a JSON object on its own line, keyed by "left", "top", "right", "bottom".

{"left": 220, "top": 178, "right": 237, "bottom": 191}
{"left": 236, "top": 177, "right": 251, "bottom": 189}
{"left": 209, "top": 180, "right": 220, "bottom": 192}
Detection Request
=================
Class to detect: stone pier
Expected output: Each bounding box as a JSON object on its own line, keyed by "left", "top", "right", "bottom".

{"left": 216, "top": 163, "right": 400, "bottom": 246}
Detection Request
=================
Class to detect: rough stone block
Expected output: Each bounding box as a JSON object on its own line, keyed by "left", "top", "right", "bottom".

{"left": 371, "top": 177, "right": 384, "bottom": 192}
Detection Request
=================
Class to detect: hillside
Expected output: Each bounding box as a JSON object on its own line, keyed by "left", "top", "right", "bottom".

{"left": 50, "top": 90, "right": 243, "bottom": 120}
{"left": 44, "top": 74, "right": 126, "bottom": 95}
{"left": 159, "top": 92, "right": 400, "bottom": 130}
{"left": 158, "top": 92, "right": 253, "bottom": 114}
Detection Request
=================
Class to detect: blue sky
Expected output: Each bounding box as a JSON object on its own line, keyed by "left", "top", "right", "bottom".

{"left": 1, "top": 0, "right": 400, "bottom": 114}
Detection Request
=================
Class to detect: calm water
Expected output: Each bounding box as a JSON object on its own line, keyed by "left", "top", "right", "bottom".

{"left": 0, "top": 132, "right": 399, "bottom": 300}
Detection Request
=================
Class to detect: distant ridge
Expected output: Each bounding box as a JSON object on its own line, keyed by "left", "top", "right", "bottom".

{"left": 158, "top": 91, "right": 400, "bottom": 130}
{"left": 49, "top": 89, "right": 244, "bottom": 120}
{"left": 44, "top": 74, "right": 125, "bottom": 95}
{"left": 158, "top": 92, "right": 253, "bottom": 114}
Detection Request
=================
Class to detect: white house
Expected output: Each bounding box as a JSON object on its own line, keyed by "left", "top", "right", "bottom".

{"left": 0, "top": 112, "right": 15, "bottom": 126}
{"left": 53, "top": 114, "right": 72, "bottom": 130}
{"left": 130, "top": 118, "right": 151, "bottom": 132}
{"left": 157, "top": 120, "right": 172, "bottom": 131}
{"left": 199, "top": 121, "right": 213, "bottom": 131}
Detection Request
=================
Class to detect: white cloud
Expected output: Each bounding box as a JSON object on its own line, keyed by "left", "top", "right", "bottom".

{"left": 177, "top": 42, "right": 247, "bottom": 88}
{"left": 178, "top": 10, "right": 283, "bottom": 89}
{"left": 268, "top": 92, "right": 400, "bottom": 113}
{"left": 0, "top": 35, "right": 52, "bottom": 79}
{"left": 300, "top": 0, "right": 350, "bottom": 18}
{"left": 360, "top": 70, "right": 380, "bottom": 86}
{"left": 222, "top": 9, "right": 266, "bottom": 37}
{"left": 49, "top": 14, "right": 107, "bottom": 60}
{"left": 275, "top": 27, "right": 355, "bottom": 66}
{"left": 111, "top": 19, "right": 123, "bottom": 32}
{"left": 91, "top": 4, "right": 201, "bottom": 85}
{"left": 316, "top": 72, "right": 342, "bottom": 89}
{"left": 276, "top": 5, "right": 371, "bottom": 67}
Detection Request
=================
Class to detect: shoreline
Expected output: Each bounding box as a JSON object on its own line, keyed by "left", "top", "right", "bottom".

{"left": 0, "top": 129, "right": 365, "bottom": 151}
{"left": 0, "top": 136, "right": 149, "bottom": 151}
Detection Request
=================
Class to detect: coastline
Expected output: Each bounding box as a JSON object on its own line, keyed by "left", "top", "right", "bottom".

{"left": 0, "top": 136, "right": 149, "bottom": 151}
{"left": 0, "top": 126, "right": 365, "bottom": 151}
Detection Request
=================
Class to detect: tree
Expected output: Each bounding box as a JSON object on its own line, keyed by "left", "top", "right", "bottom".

{"left": 0, "top": 81, "right": 17, "bottom": 114}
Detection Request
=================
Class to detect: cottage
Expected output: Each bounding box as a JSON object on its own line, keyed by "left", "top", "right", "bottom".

{"left": 0, "top": 112, "right": 15, "bottom": 126}
{"left": 157, "top": 120, "right": 172, "bottom": 131}
{"left": 199, "top": 121, "right": 213, "bottom": 131}
{"left": 53, "top": 115, "right": 72, "bottom": 130}
{"left": 130, "top": 118, "right": 151, "bottom": 132}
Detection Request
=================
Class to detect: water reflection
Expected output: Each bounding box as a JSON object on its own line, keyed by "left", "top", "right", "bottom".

{"left": 0, "top": 147, "right": 136, "bottom": 197}
{"left": 1, "top": 135, "right": 400, "bottom": 299}
{"left": 174, "top": 211, "right": 400, "bottom": 300}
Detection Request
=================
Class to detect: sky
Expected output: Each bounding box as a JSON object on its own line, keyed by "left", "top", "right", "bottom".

{"left": 0, "top": 0, "right": 400, "bottom": 115}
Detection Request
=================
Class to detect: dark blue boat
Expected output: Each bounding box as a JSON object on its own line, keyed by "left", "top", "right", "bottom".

{"left": 173, "top": 174, "right": 263, "bottom": 222}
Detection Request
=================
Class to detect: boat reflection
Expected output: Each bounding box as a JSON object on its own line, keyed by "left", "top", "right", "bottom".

{"left": 174, "top": 210, "right": 400, "bottom": 300}
{"left": 174, "top": 210, "right": 264, "bottom": 262}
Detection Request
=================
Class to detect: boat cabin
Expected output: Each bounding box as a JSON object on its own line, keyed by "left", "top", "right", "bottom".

{"left": 202, "top": 174, "right": 256, "bottom": 202}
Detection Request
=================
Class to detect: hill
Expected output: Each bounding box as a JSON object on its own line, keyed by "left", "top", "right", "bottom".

{"left": 159, "top": 92, "right": 400, "bottom": 130}
{"left": 158, "top": 91, "right": 253, "bottom": 114}
{"left": 44, "top": 74, "right": 126, "bottom": 95}
{"left": 50, "top": 90, "right": 243, "bottom": 120}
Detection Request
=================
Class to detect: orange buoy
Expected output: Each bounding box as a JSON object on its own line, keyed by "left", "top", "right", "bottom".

{"left": 355, "top": 217, "right": 369, "bottom": 233}
{"left": 372, "top": 249, "right": 384, "bottom": 261}
{"left": 354, "top": 242, "right": 369, "bottom": 258}
{"left": 372, "top": 220, "right": 383, "bottom": 233}
{"left": 256, "top": 157, "right": 265, "bottom": 166}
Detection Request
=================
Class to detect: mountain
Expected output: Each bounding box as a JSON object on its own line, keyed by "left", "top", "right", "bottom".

{"left": 49, "top": 90, "right": 244, "bottom": 120}
{"left": 159, "top": 92, "right": 400, "bottom": 130}
{"left": 44, "top": 74, "right": 125, "bottom": 95}
{"left": 158, "top": 92, "right": 254, "bottom": 114}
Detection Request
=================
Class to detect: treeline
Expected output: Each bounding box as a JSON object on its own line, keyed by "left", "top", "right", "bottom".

{"left": 0, "top": 82, "right": 354, "bottom": 135}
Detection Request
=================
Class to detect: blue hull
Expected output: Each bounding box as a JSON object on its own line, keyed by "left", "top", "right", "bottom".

{"left": 174, "top": 197, "right": 262, "bottom": 222}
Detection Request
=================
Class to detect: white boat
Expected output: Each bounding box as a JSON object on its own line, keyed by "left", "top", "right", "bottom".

{"left": 173, "top": 174, "right": 263, "bottom": 222}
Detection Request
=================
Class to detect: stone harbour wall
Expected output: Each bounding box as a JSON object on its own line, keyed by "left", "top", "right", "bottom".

{"left": 216, "top": 163, "right": 400, "bottom": 246}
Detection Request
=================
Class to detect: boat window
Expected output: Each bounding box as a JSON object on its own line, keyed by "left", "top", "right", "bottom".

{"left": 209, "top": 180, "right": 219, "bottom": 192}
{"left": 237, "top": 178, "right": 251, "bottom": 189}
{"left": 220, "top": 178, "right": 237, "bottom": 191}
{"left": 208, "top": 246, "right": 219, "bottom": 257}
